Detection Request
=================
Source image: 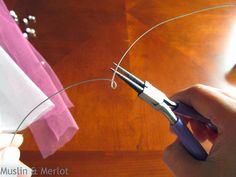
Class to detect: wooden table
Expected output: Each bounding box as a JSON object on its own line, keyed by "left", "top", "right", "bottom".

{"left": 5, "top": 0, "right": 236, "bottom": 176}
{"left": 21, "top": 151, "right": 171, "bottom": 177}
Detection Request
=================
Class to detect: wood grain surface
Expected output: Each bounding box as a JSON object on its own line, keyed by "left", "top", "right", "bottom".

{"left": 4, "top": 0, "right": 236, "bottom": 176}
{"left": 21, "top": 151, "right": 172, "bottom": 177}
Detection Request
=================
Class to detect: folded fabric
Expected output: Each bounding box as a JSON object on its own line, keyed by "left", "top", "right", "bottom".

{"left": 0, "top": 0, "right": 78, "bottom": 158}
{"left": 0, "top": 47, "right": 54, "bottom": 132}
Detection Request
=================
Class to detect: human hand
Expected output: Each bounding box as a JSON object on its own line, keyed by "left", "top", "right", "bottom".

{"left": 163, "top": 84, "right": 236, "bottom": 177}
{"left": 0, "top": 134, "right": 32, "bottom": 177}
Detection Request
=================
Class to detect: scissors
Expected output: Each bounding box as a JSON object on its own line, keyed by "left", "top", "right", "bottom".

{"left": 111, "top": 63, "right": 217, "bottom": 160}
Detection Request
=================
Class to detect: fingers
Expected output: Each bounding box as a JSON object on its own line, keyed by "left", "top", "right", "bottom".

{"left": 171, "top": 84, "right": 236, "bottom": 132}
{"left": 163, "top": 139, "right": 202, "bottom": 177}
{"left": 18, "top": 161, "right": 32, "bottom": 177}
{"left": 188, "top": 120, "right": 217, "bottom": 143}
{"left": 189, "top": 120, "right": 208, "bottom": 142}
{"left": 0, "top": 134, "right": 23, "bottom": 149}
{"left": 1, "top": 146, "right": 20, "bottom": 162}
{"left": 215, "top": 88, "right": 236, "bottom": 100}
{"left": 165, "top": 85, "right": 236, "bottom": 177}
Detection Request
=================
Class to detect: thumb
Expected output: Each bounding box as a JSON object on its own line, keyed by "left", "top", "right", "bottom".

{"left": 163, "top": 139, "right": 201, "bottom": 177}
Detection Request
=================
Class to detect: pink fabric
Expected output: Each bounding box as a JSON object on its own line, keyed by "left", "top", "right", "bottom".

{"left": 0, "top": 0, "right": 78, "bottom": 158}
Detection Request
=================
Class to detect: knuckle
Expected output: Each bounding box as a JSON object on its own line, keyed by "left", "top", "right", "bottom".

{"left": 189, "top": 84, "right": 206, "bottom": 93}
{"left": 186, "top": 84, "right": 208, "bottom": 96}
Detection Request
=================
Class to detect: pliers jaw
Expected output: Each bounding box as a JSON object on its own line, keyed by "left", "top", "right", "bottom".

{"left": 111, "top": 63, "right": 178, "bottom": 124}
{"left": 111, "top": 63, "right": 144, "bottom": 94}
{"left": 139, "top": 81, "right": 178, "bottom": 124}
{"left": 111, "top": 63, "right": 211, "bottom": 160}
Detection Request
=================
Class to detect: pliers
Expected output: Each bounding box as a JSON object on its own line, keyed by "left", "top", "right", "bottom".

{"left": 111, "top": 63, "right": 217, "bottom": 160}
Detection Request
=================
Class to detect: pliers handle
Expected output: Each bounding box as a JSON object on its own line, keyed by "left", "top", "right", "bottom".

{"left": 111, "top": 63, "right": 217, "bottom": 160}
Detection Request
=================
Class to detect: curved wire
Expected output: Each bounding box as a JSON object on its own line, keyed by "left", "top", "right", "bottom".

{"left": 11, "top": 78, "right": 116, "bottom": 144}
{"left": 111, "top": 4, "right": 236, "bottom": 88}
{"left": 10, "top": 3, "right": 236, "bottom": 145}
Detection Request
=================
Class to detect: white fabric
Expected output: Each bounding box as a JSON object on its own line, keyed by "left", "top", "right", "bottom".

{"left": 0, "top": 46, "right": 54, "bottom": 132}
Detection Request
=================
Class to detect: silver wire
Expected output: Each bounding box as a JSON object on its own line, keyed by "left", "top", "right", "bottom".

{"left": 111, "top": 4, "right": 236, "bottom": 89}
{"left": 9, "top": 3, "right": 236, "bottom": 145}
{"left": 10, "top": 78, "right": 116, "bottom": 144}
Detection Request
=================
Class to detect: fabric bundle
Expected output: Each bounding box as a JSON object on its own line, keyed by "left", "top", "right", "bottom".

{"left": 0, "top": 0, "right": 78, "bottom": 158}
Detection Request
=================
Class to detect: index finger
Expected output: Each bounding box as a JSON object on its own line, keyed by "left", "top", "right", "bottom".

{"left": 171, "top": 84, "right": 236, "bottom": 132}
